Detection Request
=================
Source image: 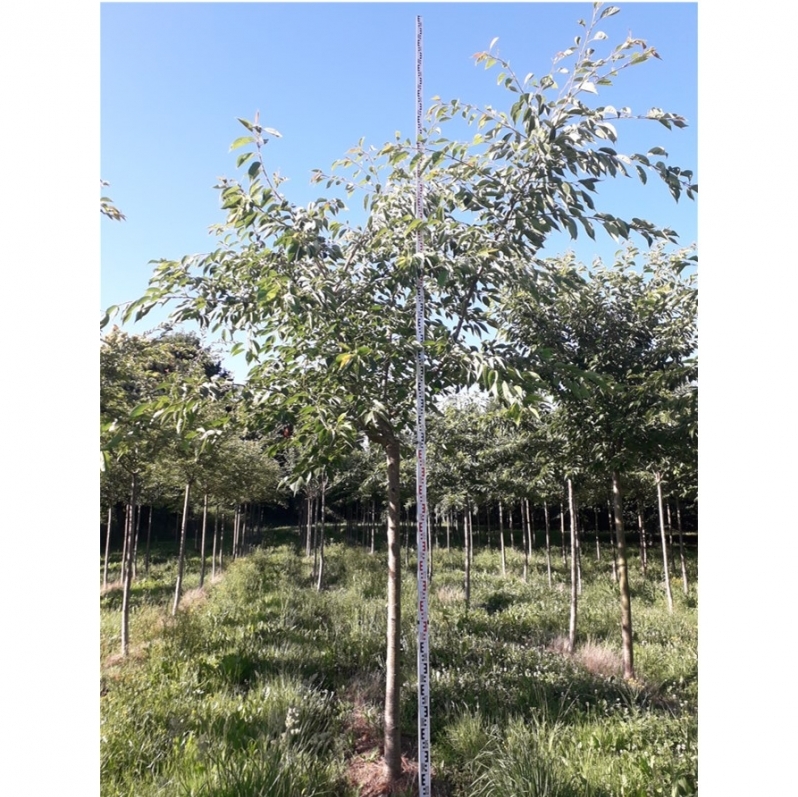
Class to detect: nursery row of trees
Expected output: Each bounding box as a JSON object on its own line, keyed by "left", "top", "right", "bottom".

{"left": 101, "top": 5, "right": 697, "bottom": 783}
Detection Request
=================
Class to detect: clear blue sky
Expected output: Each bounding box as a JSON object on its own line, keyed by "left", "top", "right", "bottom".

{"left": 101, "top": 1, "right": 698, "bottom": 358}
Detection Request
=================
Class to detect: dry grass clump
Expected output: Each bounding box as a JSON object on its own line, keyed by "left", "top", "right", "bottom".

{"left": 435, "top": 585, "right": 465, "bottom": 605}
{"left": 547, "top": 636, "right": 622, "bottom": 678}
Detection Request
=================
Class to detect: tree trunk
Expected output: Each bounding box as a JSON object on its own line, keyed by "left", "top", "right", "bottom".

{"left": 103, "top": 505, "right": 113, "bottom": 589}
{"left": 612, "top": 471, "right": 635, "bottom": 680}
{"left": 313, "top": 493, "right": 320, "bottom": 580}
{"left": 131, "top": 503, "right": 141, "bottom": 580}
{"left": 306, "top": 495, "right": 313, "bottom": 558}
{"left": 656, "top": 475, "right": 674, "bottom": 613}
{"left": 522, "top": 500, "right": 529, "bottom": 583}
{"left": 199, "top": 492, "right": 209, "bottom": 588}
{"left": 240, "top": 504, "right": 248, "bottom": 557}
{"left": 172, "top": 482, "right": 192, "bottom": 616}
{"left": 573, "top": 491, "right": 582, "bottom": 596}
{"left": 120, "top": 472, "right": 139, "bottom": 657}
{"left": 544, "top": 501, "right": 552, "bottom": 589}
{"left": 676, "top": 498, "right": 689, "bottom": 596}
{"left": 383, "top": 438, "right": 402, "bottom": 782}
{"left": 638, "top": 501, "right": 647, "bottom": 576}
{"left": 212, "top": 506, "right": 219, "bottom": 580}
{"left": 608, "top": 497, "right": 618, "bottom": 582}
{"left": 499, "top": 501, "right": 506, "bottom": 578}
{"left": 232, "top": 505, "right": 240, "bottom": 561}
{"left": 316, "top": 477, "right": 327, "bottom": 591}
{"left": 446, "top": 509, "right": 451, "bottom": 552}
{"left": 594, "top": 507, "right": 601, "bottom": 561}
{"left": 560, "top": 502, "right": 567, "bottom": 565}
{"left": 567, "top": 478, "right": 578, "bottom": 654}
{"left": 144, "top": 505, "right": 153, "bottom": 578}
{"left": 468, "top": 505, "right": 474, "bottom": 568}
{"left": 526, "top": 498, "right": 535, "bottom": 548}
{"left": 219, "top": 512, "right": 225, "bottom": 573}
{"left": 464, "top": 504, "right": 472, "bottom": 609}
{"left": 370, "top": 500, "right": 376, "bottom": 554}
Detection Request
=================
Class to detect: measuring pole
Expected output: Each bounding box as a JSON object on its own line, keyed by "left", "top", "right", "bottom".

{"left": 414, "top": 15, "right": 432, "bottom": 797}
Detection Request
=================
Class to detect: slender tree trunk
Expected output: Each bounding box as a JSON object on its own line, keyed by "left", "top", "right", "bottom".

{"left": 464, "top": 504, "right": 472, "bottom": 609}
{"left": 144, "top": 505, "right": 153, "bottom": 578}
{"left": 567, "top": 478, "right": 578, "bottom": 654}
{"left": 383, "top": 438, "right": 402, "bottom": 782}
{"left": 316, "top": 477, "right": 327, "bottom": 592}
{"left": 219, "top": 512, "right": 225, "bottom": 573}
{"left": 120, "top": 472, "right": 139, "bottom": 657}
{"left": 427, "top": 512, "right": 434, "bottom": 583}
{"left": 199, "top": 492, "right": 209, "bottom": 588}
{"left": 103, "top": 505, "right": 113, "bottom": 589}
{"left": 544, "top": 501, "right": 552, "bottom": 588}
{"left": 612, "top": 471, "right": 635, "bottom": 680}
{"left": 131, "top": 503, "right": 141, "bottom": 580}
{"left": 212, "top": 505, "right": 219, "bottom": 580}
{"left": 676, "top": 498, "right": 689, "bottom": 595}
{"left": 594, "top": 506, "right": 601, "bottom": 561}
{"left": 638, "top": 501, "right": 647, "bottom": 576}
{"left": 469, "top": 504, "right": 475, "bottom": 567}
{"left": 172, "top": 482, "right": 192, "bottom": 616}
{"left": 404, "top": 505, "right": 410, "bottom": 569}
{"left": 232, "top": 505, "right": 239, "bottom": 561}
{"left": 306, "top": 495, "right": 313, "bottom": 558}
{"left": 499, "top": 501, "right": 507, "bottom": 578}
{"left": 120, "top": 505, "right": 129, "bottom": 583}
{"left": 526, "top": 498, "right": 535, "bottom": 548}
{"left": 508, "top": 504, "right": 514, "bottom": 551}
{"left": 608, "top": 497, "right": 618, "bottom": 582}
{"left": 522, "top": 499, "right": 530, "bottom": 583}
{"left": 573, "top": 492, "right": 582, "bottom": 596}
{"left": 369, "top": 500, "right": 376, "bottom": 554}
{"left": 666, "top": 500, "right": 674, "bottom": 552}
{"left": 313, "top": 493, "right": 320, "bottom": 580}
{"left": 560, "top": 502, "right": 567, "bottom": 565}
{"left": 446, "top": 510, "right": 452, "bottom": 555}
{"left": 240, "top": 504, "right": 248, "bottom": 557}
{"left": 656, "top": 475, "right": 674, "bottom": 613}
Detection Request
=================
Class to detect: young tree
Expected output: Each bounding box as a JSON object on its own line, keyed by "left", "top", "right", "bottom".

{"left": 501, "top": 245, "right": 697, "bottom": 679}
{"left": 113, "top": 6, "right": 695, "bottom": 775}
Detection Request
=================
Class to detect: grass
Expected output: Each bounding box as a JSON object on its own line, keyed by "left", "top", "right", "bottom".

{"left": 101, "top": 527, "right": 697, "bottom": 796}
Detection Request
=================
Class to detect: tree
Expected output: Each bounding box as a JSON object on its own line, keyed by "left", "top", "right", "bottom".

{"left": 101, "top": 330, "right": 232, "bottom": 644}
{"left": 112, "top": 6, "right": 695, "bottom": 777}
{"left": 501, "top": 244, "right": 697, "bottom": 679}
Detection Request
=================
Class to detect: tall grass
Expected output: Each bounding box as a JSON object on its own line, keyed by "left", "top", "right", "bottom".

{"left": 101, "top": 531, "right": 697, "bottom": 796}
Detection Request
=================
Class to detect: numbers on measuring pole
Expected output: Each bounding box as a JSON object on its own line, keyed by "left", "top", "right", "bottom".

{"left": 414, "top": 15, "right": 431, "bottom": 797}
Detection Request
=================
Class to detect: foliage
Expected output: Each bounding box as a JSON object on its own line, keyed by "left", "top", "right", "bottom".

{"left": 101, "top": 179, "right": 126, "bottom": 221}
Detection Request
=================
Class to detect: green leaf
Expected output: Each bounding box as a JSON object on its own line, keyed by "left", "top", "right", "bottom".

{"left": 264, "top": 127, "right": 282, "bottom": 138}
{"left": 230, "top": 136, "right": 255, "bottom": 151}
{"left": 236, "top": 151, "right": 254, "bottom": 168}
{"left": 247, "top": 160, "right": 261, "bottom": 178}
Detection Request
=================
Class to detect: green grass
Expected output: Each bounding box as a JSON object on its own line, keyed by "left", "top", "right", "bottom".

{"left": 101, "top": 530, "right": 697, "bottom": 797}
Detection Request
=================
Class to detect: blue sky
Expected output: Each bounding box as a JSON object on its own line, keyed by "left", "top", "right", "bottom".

{"left": 101, "top": 1, "right": 698, "bottom": 367}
